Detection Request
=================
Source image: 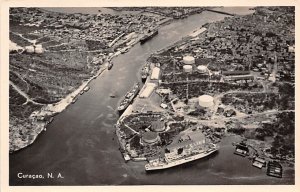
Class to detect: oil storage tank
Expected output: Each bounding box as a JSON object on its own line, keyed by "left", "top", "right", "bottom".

{"left": 35, "top": 44, "right": 44, "bottom": 54}
{"left": 25, "top": 45, "right": 35, "bottom": 53}
{"left": 198, "top": 95, "right": 214, "bottom": 108}
{"left": 142, "top": 132, "right": 159, "bottom": 145}
{"left": 183, "top": 65, "right": 193, "bottom": 73}
{"left": 183, "top": 55, "right": 195, "bottom": 65}
{"left": 197, "top": 65, "right": 207, "bottom": 73}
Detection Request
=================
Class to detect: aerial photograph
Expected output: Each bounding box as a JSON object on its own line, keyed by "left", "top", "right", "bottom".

{"left": 8, "top": 6, "right": 295, "bottom": 185}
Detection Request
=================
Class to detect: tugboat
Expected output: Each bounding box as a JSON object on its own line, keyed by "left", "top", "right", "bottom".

{"left": 140, "top": 28, "right": 158, "bottom": 44}
{"left": 108, "top": 62, "right": 113, "bottom": 70}
{"left": 117, "top": 82, "right": 140, "bottom": 113}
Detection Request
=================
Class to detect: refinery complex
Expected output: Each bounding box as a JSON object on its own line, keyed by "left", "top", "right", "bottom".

{"left": 8, "top": 6, "right": 295, "bottom": 185}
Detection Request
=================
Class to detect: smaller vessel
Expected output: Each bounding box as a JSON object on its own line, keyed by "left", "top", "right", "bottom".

{"left": 120, "top": 47, "right": 130, "bottom": 54}
{"left": 72, "top": 97, "right": 78, "bottom": 104}
{"left": 117, "top": 83, "right": 140, "bottom": 112}
{"left": 140, "top": 29, "right": 158, "bottom": 44}
{"left": 141, "top": 62, "right": 150, "bottom": 82}
{"left": 83, "top": 86, "right": 90, "bottom": 92}
{"left": 110, "top": 91, "right": 117, "bottom": 98}
{"left": 122, "top": 152, "right": 130, "bottom": 162}
{"left": 108, "top": 62, "right": 113, "bottom": 70}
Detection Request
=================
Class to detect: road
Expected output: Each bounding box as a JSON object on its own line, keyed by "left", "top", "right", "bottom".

{"left": 9, "top": 80, "right": 44, "bottom": 105}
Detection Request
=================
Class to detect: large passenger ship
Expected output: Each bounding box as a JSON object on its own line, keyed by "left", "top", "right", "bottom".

{"left": 145, "top": 131, "right": 218, "bottom": 171}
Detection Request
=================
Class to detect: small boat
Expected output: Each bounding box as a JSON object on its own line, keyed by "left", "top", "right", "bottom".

{"left": 110, "top": 92, "right": 116, "bottom": 98}
{"left": 108, "top": 62, "right": 113, "bottom": 70}
{"left": 83, "top": 86, "right": 90, "bottom": 92}
{"left": 72, "top": 97, "right": 78, "bottom": 104}
{"left": 122, "top": 153, "right": 131, "bottom": 162}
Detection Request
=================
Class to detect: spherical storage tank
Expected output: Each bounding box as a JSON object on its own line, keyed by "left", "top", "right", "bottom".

{"left": 183, "top": 65, "right": 193, "bottom": 73}
{"left": 142, "top": 132, "right": 159, "bottom": 145}
{"left": 198, "top": 95, "right": 214, "bottom": 108}
{"left": 197, "top": 65, "right": 207, "bottom": 73}
{"left": 183, "top": 55, "right": 195, "bottom": 65}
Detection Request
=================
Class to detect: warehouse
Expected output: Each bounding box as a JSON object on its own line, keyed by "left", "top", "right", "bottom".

{"left": 151, "top": 67, "right": 160, "bottom": 80}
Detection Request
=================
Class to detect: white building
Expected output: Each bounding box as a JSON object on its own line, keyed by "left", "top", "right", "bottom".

{"left": 151, "top": 67, "right": 160, "bottom": 80}
{"left": 139, "top": 83, "right": 157, "bottom": 98}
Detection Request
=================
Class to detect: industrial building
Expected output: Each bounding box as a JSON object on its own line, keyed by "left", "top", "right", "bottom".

{"left": 139, "top": 83, "right": 156, "bottom": 98}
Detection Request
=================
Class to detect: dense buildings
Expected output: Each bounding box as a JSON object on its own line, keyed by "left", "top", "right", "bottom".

{"left": 116, "top": 7, "right": 294, "bottom": 172}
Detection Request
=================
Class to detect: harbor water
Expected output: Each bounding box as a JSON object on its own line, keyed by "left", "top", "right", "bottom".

{"left": 9, "top": 7, "right": 294, "bottom": 185}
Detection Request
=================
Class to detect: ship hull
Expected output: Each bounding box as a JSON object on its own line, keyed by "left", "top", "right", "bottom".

{"left": 140, "top": 30, "right": 158, "bottom": 44}
{"left": 141, "top": 75, "right": 147, "bottom": 82}
{"left": 117, "top": 83, "right": 140, "bottom": 113}
{"left": 108, "top": 64, "right": 113, "bottom": 70}
{"left": 145, "top": 148, "right": 218, "bottom": 171}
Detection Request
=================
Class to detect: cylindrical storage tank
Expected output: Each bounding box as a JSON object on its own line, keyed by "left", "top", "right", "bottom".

{"left": 25, "top": 46, "right": 35, "bottom": 53}
{"left": 198, "top": 95, "right": 214, "bottom": 108}
{"left": 151, "top": 120, "right": 166, "bottom": 132}
{"left": 35, "top": 47, "right": 44, "bottom": 54}
{"left": 35, "top": 44, "right": 42, "bottom": 49}
{"left": 183, "top": 56, "right": 195, "bottom": 65}
{"left": 197, "top": 65, "right": 207, "bottom": 73}
{"left": 142, "top": 132, "right": 159, "bottom": 145}
{"left": 183, "top": 65, "right": 193, "bottom": 73}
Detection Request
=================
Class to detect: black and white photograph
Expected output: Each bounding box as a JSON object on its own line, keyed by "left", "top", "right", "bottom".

{"left": 1, "top": 1, "right": 298, "bottom": 190}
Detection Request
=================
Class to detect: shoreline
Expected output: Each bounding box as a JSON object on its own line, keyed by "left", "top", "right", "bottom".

{"left": 10, "top": 65, "right": 108, "bottom": 153}
{"left": 9, "top": 19, "right": 159, "bottom": 153}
